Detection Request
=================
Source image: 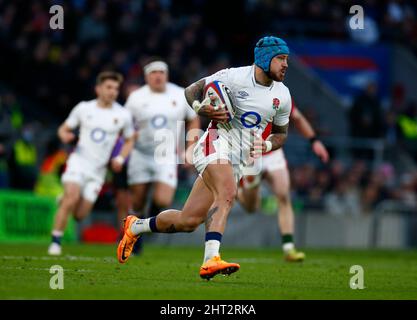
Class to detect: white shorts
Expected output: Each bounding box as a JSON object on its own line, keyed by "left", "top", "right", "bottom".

{"left": 262, "top": 149, "right": 287, "bottom": 172}
{"left": 61, "top": 154, "right": 105, "bottom": 203}
{"left": 193, "top": 130, "right": 247, "bottom": 184}
{"left": 127, "top": 149, "right": 177, "bottom": 188}
{"left": 239, "top": 149, "right": 287, "bottom": 189}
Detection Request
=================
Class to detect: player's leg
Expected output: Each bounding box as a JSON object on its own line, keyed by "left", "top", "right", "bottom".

{"left": 113, "top": 166, "right": 132, "bottom": 228}
{"left": 72, "top": 176, "right": 103, "bottom": 221}
{"left": 129, "top": 183, "right": 151, "bottom": 215}
{"left": 149, "top": 163, "right": 177, "bottom": 217}
{"left": 264, "top": 167, "right": 305, "bottom": 262}
{"left": 128, "top": 183, "right": 151, "bottom": 255}
{"left": 197, "top": 162, "right": 241, "bottom": 279}
{"left": 117, "top": 175, "right": 214, "bottom": 263}
{"left": 127, "top": 150, "right": 152, "bottom": 217}
{"left": 48, "top": 182, "right": 81, "bottom": 255}
{"left": 116, "top": 189, "right": 131, "bottom": 227}
{"left": 189, "top": 162, "right": 242, "bottom": 279}
{"left": 120, "top": 161, "right": 240, "bottom": 277}
{"left": 119, "top": 130, "right": 240, "bottom": 277}
{"left": 150, "top": 182, "right": 175, "bottom": 217}
{"left": 128, "top": 176, "right": 214, "bottom": 234}
{"left": 237, "top": 175, "right": 261, "bottom": 213}
{"left": 73, "top": 198, "right": 94, "bottom": 221}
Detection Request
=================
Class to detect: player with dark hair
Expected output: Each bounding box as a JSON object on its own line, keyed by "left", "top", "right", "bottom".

{"left": 48, "top": 71, "right": 134, "bottom": 255}
{"left": 117, "top": 36, "right": 292, "bottom": 280}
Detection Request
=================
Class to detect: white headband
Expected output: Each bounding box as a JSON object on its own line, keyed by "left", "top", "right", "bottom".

{"left": 144, "top": 61, "right": 168, "bottom": 75}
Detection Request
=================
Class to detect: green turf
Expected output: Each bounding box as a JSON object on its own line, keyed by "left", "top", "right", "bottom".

{"left": 0, "top": 243, "right": 416, "bottom": 300}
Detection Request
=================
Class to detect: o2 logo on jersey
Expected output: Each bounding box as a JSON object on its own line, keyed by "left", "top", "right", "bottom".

{"left": 90, "top": 128, "right": 106, "bottom": 143}
{"left": 240, "top": 111, "right": 261, "bottom": 128}
{"left": 151, "top": 115, "right": 168, "bottom": 129}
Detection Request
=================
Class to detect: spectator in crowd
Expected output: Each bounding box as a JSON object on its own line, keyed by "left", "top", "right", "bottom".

{"left": 393, "top": 173, "right": 417, "bottom": 208}
{"left": 383, "top": 109, "right": 399, "bottom": 147}
{"left": 397, "top": 101, "right": 417, "bottom": 160}
{"left": 349, "top": 82, "right": 384, "bottom": 159}
{"left": 358, "top": 168, "right": 390, "bottom": 213}
{"left": 304, "top": 169, "right": 332, "bottom": 209}
{"left": 349, "top": 82, "right": 383, "bottom": 139}
{"left": 7, "top": 125, "right": 38, "bottom": 190}
{"left": 0, "top": 141, "right": 8, "bottom": 188}
{"left": 324, "top": 176, "right": 361, "bottom": 216}
{"left": 0, "top": 95, "right": 12, "bottom": 188}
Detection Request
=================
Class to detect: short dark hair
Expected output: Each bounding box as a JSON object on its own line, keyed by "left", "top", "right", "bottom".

{"left": 96, "top": 71, "right": 124, "bottom": 85}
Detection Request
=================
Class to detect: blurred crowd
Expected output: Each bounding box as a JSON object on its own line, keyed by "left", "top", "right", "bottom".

{"left": 348, "top": 82, "right": 417, "bottom": 162}
{"left": 290, "top": 160, "right": 417, "bottom": 214}
{"left": 1, "top": 0, "right": 417, "bottom": 119}
{"left": 1, "top": 0, "right": 417, "bottom": 214}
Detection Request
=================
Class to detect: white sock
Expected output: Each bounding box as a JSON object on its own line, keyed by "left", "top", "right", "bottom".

{"left": 130, "top": 218, "right": 151, "bottom": 235}
{"left": 283, "top": 242, "right": 294, "bottom": 253}
{"left": 52, "top": 230, "right": 63, "bottom": 237}
{"left": 203, "top": 240, "right": 221, "bottom": 262}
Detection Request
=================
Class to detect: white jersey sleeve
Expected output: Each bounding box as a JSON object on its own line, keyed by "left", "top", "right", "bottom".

{"left": 124, "top": 93, "right": 135, "bottom": 111}
{"left": 172, "top": 83, "right": 197, "bottom": 121}
{"left": 124, "top": 93, "right": 139, "bottom": 129}
{"left": 272, "top": 86, "right": 291, "bottom": 126}
{"left": 185, "top": 101, "right": 197, "bottom": 120}
{"left": 122, "top": 109, "right": 135, "bottom": 139}
{"left": 65, "top": 102, "right": 84, "bottom": 129}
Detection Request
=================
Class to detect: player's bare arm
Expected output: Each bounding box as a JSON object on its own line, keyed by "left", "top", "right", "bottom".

{"left": 184, "top": 78, "right": 205, "bottom": 105}
{"left": 291, "top": 108, "right": 329, "bottom": 163}
{"left": 57, "top": 123, "right": 76, "bottom": 144}
{"left": 185, "top": 117, "right": 200, "bottom": 149}
{"left": 111, "top": 136, "right": 134, "bottom": 173}
{"left": 184, "top": 79, "right": 228, "bottom": 123}
{"left": 268, "top": 122, "right": 289, "bottom": 150}
{"left": 183, "top": 117, "right": 201, "bottom": 166}
{"left": 250, "top": 123, "right": 288, "bottom": 158}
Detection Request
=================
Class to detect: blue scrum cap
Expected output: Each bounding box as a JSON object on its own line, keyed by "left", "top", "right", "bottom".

{"left": 254, "top": 36, "right": 289, "bottom": 73}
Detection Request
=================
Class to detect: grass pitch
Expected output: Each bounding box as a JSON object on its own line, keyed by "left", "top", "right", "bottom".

{"left": 0, "top": 243, "right": 416, "bottom": 300}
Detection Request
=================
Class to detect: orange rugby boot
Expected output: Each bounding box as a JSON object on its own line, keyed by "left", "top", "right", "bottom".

{"left": 117, "top": 215, "right": 141, "bottom": 263}
{"left": 199, "top": 256, "right": 240, "bottom": 280}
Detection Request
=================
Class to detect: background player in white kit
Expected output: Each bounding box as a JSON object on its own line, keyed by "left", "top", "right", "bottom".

{"left": 48, "top": 72, "right": 135, "bottom": 256}
{"left": 125, "top": 59, "right": 200, "bottom": 226}
{"left": 238, "top": 103, "right": 329, "bottom": 262}
{"left": 117, "top": 36, "right": 292, "bottom": 280}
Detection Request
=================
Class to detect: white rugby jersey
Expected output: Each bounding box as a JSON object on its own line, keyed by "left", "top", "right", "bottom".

{"left": 65, "top": 99, "right": 134, "bottom": 169}
{"left": 125, "top": 82, "right": 197, "bottom": 157}
{"left": 204, "top": 65, "right": 291, "bottom": 164}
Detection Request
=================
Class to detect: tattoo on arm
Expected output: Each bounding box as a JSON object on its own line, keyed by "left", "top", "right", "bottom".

{"left": 205, "top": 206, "right": 219, "bottom": 230}
{"left": 184, "top": 79, "right": 205, "bottom": 107}
{"left": 269, "top": 123, "right": 289, "bottom": 150}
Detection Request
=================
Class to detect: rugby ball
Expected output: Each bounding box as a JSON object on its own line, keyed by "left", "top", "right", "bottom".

{"left": 204, "top": 80, "right": 236, "bottom": 122}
